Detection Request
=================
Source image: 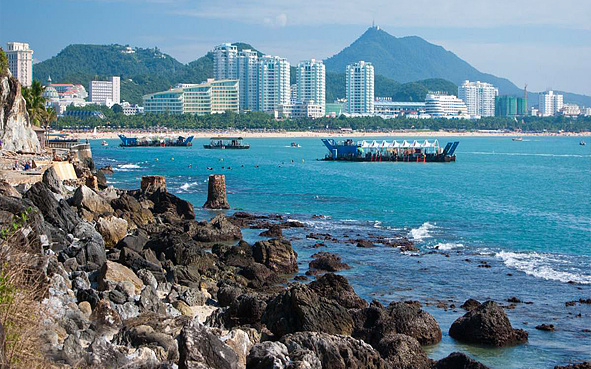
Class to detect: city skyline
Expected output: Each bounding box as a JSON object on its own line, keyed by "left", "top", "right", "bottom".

{"left": 0, "top": 0, "right": 590, "bottom": 96}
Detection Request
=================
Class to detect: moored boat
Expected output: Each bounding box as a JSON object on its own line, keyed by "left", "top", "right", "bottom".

{"left": 119, "top": 134, "right": 193, "bottom": 147}
{"left": 580, "top": 140, "right": 586, "bottom": 146}
{"left": 204, "top": 137, "right": 250, "bottom": 149}
{"left": 321, "top": 139, "right": 458, "bottom": 162}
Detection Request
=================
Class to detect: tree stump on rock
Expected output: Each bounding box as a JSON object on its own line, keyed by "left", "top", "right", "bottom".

{"left": 203, "top": 174, "right": 230, "bottom": 209}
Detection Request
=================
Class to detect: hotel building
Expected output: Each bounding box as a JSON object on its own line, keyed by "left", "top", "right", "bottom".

{"left": 6, "top": 42, "right": 33, "bottom": 87}
{"left": 257, "top": 55, "right": 290, "bottom": 112}
{"left": 538, "top": 90, "right": 564, "bottom": 116}
{"left": 425, "top": 93, "right": 469, "bottom": 118}
{"left": 89, "top": 76, "right": 120, "bottom": 107}
{"left": 143, "top": 79, "right": 239, "bottom": 115}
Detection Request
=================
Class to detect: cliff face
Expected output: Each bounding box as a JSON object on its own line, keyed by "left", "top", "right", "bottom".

{"left": 0, "top": 75, "right": 41, "bottom": 152}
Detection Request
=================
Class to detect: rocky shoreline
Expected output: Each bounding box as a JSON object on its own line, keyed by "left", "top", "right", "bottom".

{"left": 0, "top": 161, "right": 589, "bottom": 369}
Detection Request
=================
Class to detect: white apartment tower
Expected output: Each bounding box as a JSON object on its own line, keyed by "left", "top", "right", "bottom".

{"left": 237, "top": 49, "right": 259, "bottom": 111}
{"left": 538, "top": 90, "right": 564, "bottom": 116}
{"left": 296, "top": 59, "right": 326, "bottom": 115}
{"left": 458, "top": 80, "right": 498, "bottom": 118}
{"left": 257, "top": 55, "right": 290, "bottom": 112}
{"left": 6, "top": 42, "right": 33, "bottom": 87}
{"left": 213, "top": 44, "right": 238, "bottom": 80}
{"left": 345, "top": 61, "right": 374, "bottom": 115}
{"left": 89, "top": 76, "right": 120, "bottom": 107}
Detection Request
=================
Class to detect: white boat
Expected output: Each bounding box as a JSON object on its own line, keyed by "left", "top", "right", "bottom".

{"left": 512, "top": 137, "right": 523, "bottom": 141}
{"left": 101, "top": 140, "right": 108, "bottom": 146}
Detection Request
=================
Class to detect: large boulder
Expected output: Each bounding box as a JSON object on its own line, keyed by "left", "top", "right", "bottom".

{"left": 97, "top": 261, "right": 144, "bottom": 295}
{"left": 72, "top": 185, "right": 114, "bottom": 215}
{"left": 42, "top": 166, "right": 67, "bottom": 195}
{"left": 308, "top": 252, "right": 351, "bottom": 273}
{"left": 247, "top": 341, "right": 290, "bottom": 369}
{"left": 117, "top": 324, "right": 179, "bottom": 362}
{"left": 376, "top": 334, "right": 431, "bottom": 369}
{"left": 0, "top": 180, "right": 21, "bottom": 198}
{"left": 148, "top": 190, "right": 195, "bottom": 221}
{"left": 191, "top": 214, "right": 242, "bottom": 242}
{"left": 308, "top": 273, "right": 367, "bottom": 309}
{"left": 433, "top": 352, "right": 491, "bottom": 369}
{"left": 280, "top": 331, "right": 387, "bottom": 369}
{"left": 96, "top": 215, "right": 128, "bottom": 248}
{"left": 448, "top": 300, "right": 528, "bottom": 347}
{"left": 262, "top": 285, "right": 354, "bottom": 338}
{"left": 222, "top": 293, "right": 268, "bottom": 328}
{"left": 352, "top": 301, "right": 441, "bottom": 346}
{"left": 24, "top": 181, "right": 79, "bottom": 233}
{"left": 71, "top": 221, "right": 107, "bottom": 269}
{"left": 252, "top": 238, "right": 298, "bottom": 274}
{"left": 111, "top": 193, "right": 154, "bottom": 227}
{"left": 179, "top": 319, "right": 239, "bottom": 369}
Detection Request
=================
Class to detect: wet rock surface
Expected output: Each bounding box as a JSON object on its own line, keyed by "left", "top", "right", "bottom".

{"left": 449, "top": 301, "right": 528, "bottom": 346}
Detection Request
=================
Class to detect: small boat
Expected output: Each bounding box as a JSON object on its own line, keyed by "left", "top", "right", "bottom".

{"left": 580, "top": 140, "right": 587, "bottom": 146}
{"left": 291, "top": 142, "right": 301, "bottom": 148}
{"left": 204, "top": 137, "right": 250, "bottom": 149}
{"left": 512, "top": 137, "right": 523, "bottom": 141}
{"left": 101, "top": 140, "right": 108, "bottom": 146}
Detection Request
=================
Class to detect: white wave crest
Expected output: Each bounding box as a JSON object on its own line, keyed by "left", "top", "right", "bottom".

{"left": 434, "top": 242, "right": 464, "bottom": 251}
{"left": 496, "top": 251, "right": 591, "bottom": 284}
{"left": 119, "top": 163, "right": 141, "bottom": 169}
{"left": 179, "top": 182, "right": 199, "bottom": 191}
{"left": 409, "top": 222, "right": 436, "bottom": 241}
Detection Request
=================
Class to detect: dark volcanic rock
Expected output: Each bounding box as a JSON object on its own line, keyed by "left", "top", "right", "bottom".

{"left": 42, "top": 166, "right": 67, "bottom": 195}
{"left": 352, "top": 301, "right": 441, "bottom": 346}
{"left": 449, "top": 300, "right": 528, "bottom": 346}
{"left": 111, "top": 193, "right": 154, "bottom": 227}
{"left": 224, "top": 293, "right": 268, "bottom": 328}
{"left": 252, "top": 238, "right": 298, "bottom": 274}
{"left": 356, "top": 240, "right": 376, "bottom": 248}
{"left": 554, "top": 363, "right": 591, "bottom": 369}
{"left": 433, "top": 352, "right": 490, "bottom": 369}
{"left": 148, "top": 189, "right": 194, "bottom": 221}
{"left": 262, "top": 285, "right": 354, "bottom": 338}
{"left": 281, "top": 331, "right": 388, "bottom": 369}
{"left": 25, "top": 182, "right": 79, "bottom": 233}
{"left": 460, "top": 299, "right": 481, "bottom": 311}
{"left": 191, "top": 214, "right": 242, "bottom": 242}
{"left": 259, "top": 225, "right": 282, "bottom": 238}
{"left": 247, "top": 341, "right": 290, "bottom": 369}
{"left": 376, "top": 334, "right": 431, "bottom": 369}
{"left": 308, "top": 251, "right": 350, "bottom": 272}
{"left": 116, "top": 228, "right": 149, "bottom": 253}
{"left": 308, "top": 273, "right": 368, "bottom": 309}
{"left": 179, "top": 320, "right": 239, "bottom": 369}
{"left": 535, "top": 324, "right": 555, "bottom": 331}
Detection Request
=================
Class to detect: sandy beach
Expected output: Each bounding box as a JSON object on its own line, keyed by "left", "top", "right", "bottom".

{"left": 61, "top": 129, "right": 591, "bottom": 140}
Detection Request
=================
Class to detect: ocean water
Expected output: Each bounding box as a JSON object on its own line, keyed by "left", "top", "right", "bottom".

{"left": 93, "top": 136, "right": 591, "bottom": 368}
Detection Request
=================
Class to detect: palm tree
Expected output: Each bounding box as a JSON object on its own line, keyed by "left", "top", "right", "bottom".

{"left": 43, "top": 108, "right": 57, "bottom": 128}
{"left": 22, "top": 80, "right": 46, "bottom": 126}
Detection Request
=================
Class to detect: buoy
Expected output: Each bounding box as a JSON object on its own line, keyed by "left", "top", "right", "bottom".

{"left": 171, "top": 157, "right": 174, "bottom": 161}
{"left": 220, "top": 158, "right": 224, "bottom": 162}
{"left": 155, "top": 158, "right": 159, "bottom": 161}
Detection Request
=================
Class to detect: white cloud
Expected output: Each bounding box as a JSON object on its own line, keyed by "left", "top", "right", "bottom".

{"left": 263, "top": 13, "right": 288, "bottom": 28}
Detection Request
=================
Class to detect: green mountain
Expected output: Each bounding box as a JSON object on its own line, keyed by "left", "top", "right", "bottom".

{"left": 324, "top": 27, "right": 591, "bottom": 107}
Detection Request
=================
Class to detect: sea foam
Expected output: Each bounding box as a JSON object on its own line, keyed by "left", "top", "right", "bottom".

{"left": 409, "top": 222, "right": 436, "bottom": 241}
{"left": 496, "top": 251, "right": 591, "bottom": 284}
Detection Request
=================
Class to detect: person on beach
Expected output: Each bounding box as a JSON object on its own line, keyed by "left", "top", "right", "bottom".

{"left": 24, "top": 161, "right": 31, "bottom": 170}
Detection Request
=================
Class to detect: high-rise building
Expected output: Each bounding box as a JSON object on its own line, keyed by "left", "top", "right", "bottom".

{"left": 458, "top": 80, "right": 498, "bottom": 118}
{"left": 345, "top": 61, "right": 374, "bottom": 115}
{"left": 213, "top": 44, "right": 238, "bottom": 80}
{"left": 236, "top": 49, "right": 259, "bottom": 111}
{"left": 495, "top": 95, "right": 527, "bottom": 117}
{"left": 143, "top": 79, "right": 239, "bottom": 115}
{"left": 257, "top": 55, "right": 290, "bottom": 112}
{"left": 89, "top": 76, "right": 120, "bottom": 106}
{"left": 425, "top": 93, "right": 468, "bottom": 118}
{"left": 5, "top": 42, "right": 33, "bottom": 87}
{"left": 538, "top": 90, "right": 564, "bottom": 116}
{"left": 296, "top": 59, "right": 326, "bottom": 115}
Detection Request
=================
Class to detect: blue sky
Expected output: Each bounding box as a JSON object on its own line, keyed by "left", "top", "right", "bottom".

{"left": 1, "top": 0, "right": 590, "bottom": 95}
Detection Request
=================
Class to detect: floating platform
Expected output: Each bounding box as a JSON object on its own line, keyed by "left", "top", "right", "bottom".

{"left": 321, "top": 139, "right": 458, "bottom": 162}
{"left": 119, "top": 134, "right": 193, "bottom": 147}
{"left": 204, "top": 137, "right": 250, "bottom": 150}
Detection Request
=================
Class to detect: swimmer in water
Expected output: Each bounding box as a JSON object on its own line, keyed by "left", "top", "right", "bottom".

{"left": 188, "top": 164, "right": 192, "bottom": 168}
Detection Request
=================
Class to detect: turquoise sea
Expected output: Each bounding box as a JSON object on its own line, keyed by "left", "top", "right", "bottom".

{"left": 92, "top": 135, "right": 591, "bottom": 368}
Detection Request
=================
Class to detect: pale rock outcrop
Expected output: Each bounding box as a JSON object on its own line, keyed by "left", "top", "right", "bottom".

{"left": 0, "top": 74, "right": 41, "bottom": 152}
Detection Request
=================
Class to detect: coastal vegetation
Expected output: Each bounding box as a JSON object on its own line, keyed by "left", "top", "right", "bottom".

{"left": 21, "top": 80, "right": 57, "bottom": 127}
{"left": 55, "top": 106, "right": 591, "bottom": 132}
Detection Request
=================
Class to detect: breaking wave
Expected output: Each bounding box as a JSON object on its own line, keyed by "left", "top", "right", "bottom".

{"left": 409, "top": 222, "right": 436, "bottom": 241}
{"left": 496, "top": 251, "right": 591, "bottom": 284}
{"left": 433, "top": 242, "right": 464, "bottom": 251}
{"left": 179, "top": 182, "right": 199, "bottom": 191}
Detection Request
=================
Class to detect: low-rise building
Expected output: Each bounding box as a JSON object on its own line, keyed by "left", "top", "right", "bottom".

{"left": 143, "top": 79, "right": 239, "bottom": 115}
{"left": 425, "top": 93, "right": 468, "bottom": 118}
{"left": 275, "top": 100, "right": 323, "bottom": 119}
{"left": 374, "top": 98, "right": 426, "bottom": 117}
{"left": 559, "top": 103, "right": 581, "bottom": 117}
{"left": 121, "top": 102, "right": 144, "bottom": 116}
